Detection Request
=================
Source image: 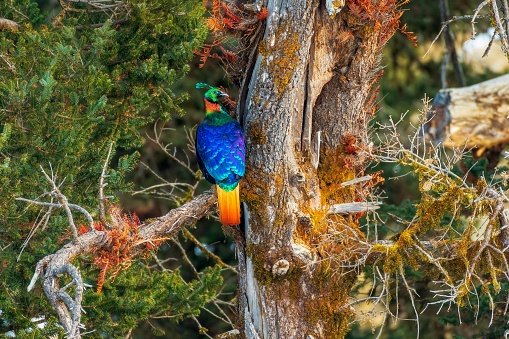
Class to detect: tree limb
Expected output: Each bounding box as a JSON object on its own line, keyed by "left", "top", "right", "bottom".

{"left": 28, "top": 191, "right": 216, "bottom": 338}
{"left": 0, "top": 18, "right": 19, "bottom": 32}
{"left": 328, "top": 201, "right": 381, "bottom": 214}
{"left": 425, "top": 73, "right": 509, "bottom": 149}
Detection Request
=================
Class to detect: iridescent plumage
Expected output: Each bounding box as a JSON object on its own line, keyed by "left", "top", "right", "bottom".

{"left": 195, "top": 83, "right": 246, "bottom": 225}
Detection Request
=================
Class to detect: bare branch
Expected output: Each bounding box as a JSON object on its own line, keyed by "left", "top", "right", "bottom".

{"left": 439, "top": 0, "right": 466, "bottom": 87}
{"left": 182, "top": 228, "right": 237, "bottom": 273}
{"left": 340, "top": 175, "right": 373, "bottom": 187}
{"left": 40, "top": 166, "right": 81, "bottom": 239}
{"left": 328, "top": 202, "right": 381, "bottom": 215}
{"left": 0, "top": 18, "right": 19, "bottom": 32}
{"left": 424, "top": 15, "right": 486, "bottom": 59}
{"left": 28, "top": 191, "right": 216, "bottom": 338}
{"left": 16, "top": 198, "right": 94, "bottom": 230}
{"left": 471, "top": 0, "right": 490, "bottom": 38}
{"left": 99, "top": 143, "right": 114, "bottom": 225}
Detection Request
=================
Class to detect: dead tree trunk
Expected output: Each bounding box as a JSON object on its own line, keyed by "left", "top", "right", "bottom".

{"left": 236, "top": 1, "right": 397, "bottom": 337}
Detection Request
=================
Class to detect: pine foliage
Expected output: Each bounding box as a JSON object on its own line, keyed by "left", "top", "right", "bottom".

{"left": 0, "top": 0, "right": 211, "bottom": 336}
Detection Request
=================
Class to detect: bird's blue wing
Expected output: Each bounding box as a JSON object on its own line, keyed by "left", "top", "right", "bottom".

{"left": 196, "top": 121, "right": 245, "bottom": 189}
{"left": 195, "top": 128, "right": 216, "bottom": 184}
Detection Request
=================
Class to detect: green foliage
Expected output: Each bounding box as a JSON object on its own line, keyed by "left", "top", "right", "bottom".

{"left": 0, "top": 0, "right": 207, "bottom": 336}
{"left": 83, "top": 263, "right": 224, "bottom": 337}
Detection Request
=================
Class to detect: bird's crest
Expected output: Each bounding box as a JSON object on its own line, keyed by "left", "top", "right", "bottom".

{"left": 195, "top": 82, "right": 228, "bottom": 105}
{"left": 195, "top": 82, "right": 213, "bottom": 90}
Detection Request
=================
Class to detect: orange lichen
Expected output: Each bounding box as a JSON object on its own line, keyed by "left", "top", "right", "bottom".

{"left": 197, "top": 1, "right": 268, "bottom": 68}
{"left": 346, "top": 0, "right": 416, "bottom": 47}
{"left": 342, "top": 134, "right": 359, "bottom": 154}
{"left": 93, "top": 208, "right": 141, "bottom": 293}
{"left": 256, "top": 7, "right": 269, "bottom": 21}
{"left": 78, "top": 224, "right": 88, "bottom": 236}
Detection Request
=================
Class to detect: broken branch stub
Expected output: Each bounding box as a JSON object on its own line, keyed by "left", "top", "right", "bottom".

{"left": 425, "top": 73, "right": 509, "bottom": 149}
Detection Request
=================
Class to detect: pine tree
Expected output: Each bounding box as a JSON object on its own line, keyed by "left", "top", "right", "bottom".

{"left": 0, "top": 1, "right": 223, "bottom": 337}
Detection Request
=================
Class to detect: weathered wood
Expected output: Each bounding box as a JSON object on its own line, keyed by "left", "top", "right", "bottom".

{"left": 0, "top": 18, "right": 19, "bottom": 32}
{"left": 328, "top": 202, "right": 381, "bottom": 214}
{"left": 425, "top": 73, "right": 509, "bottom": 149}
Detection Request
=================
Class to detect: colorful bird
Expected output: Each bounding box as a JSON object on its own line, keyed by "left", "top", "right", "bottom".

{"left": 195, "top": 83, "right": 246, "bottom": 225}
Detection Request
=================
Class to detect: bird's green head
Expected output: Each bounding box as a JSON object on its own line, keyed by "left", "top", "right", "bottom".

{"left": 195, "top": 82, "right": 228, "bottom": 104}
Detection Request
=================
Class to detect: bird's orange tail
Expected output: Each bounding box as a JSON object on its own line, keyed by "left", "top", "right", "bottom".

{"left": 216, "top": 185, "right": 240, "bottom": 226}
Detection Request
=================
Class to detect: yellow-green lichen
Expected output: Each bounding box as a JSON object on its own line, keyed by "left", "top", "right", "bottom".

{"left": 248, "top": 121, "right": 268, "bottom": 145}
{"left": 259, "top": 24, "right": 300, "bottom": 96}
{"left": 305, "top": 262, "right": 357, "bottom": 338}
{"left": 241, "top": 166, "right": 286, "bottom": 233}
{"left": 245, "top": 244, "right": 303, "bottom": 286}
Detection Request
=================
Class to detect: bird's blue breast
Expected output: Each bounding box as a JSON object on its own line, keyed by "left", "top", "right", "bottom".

{"left": 196, "top": 115, "right": 246, "bottom": 191}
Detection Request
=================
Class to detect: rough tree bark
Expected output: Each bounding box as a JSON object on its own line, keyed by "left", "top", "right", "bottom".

{"left": 235, "top": 0, "right": 392, "bottom": 337}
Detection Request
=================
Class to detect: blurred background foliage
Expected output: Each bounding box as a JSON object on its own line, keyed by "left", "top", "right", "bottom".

{"left": 0, "top": 0, "right": 508, "bottom": 338}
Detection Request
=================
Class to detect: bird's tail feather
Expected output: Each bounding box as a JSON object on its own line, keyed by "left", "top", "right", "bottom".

{"left": 217, "top": 185, "right": 240, "bottom": 226}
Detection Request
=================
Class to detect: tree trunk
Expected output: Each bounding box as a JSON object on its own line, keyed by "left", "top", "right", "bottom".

{"left": 236, "top": 1, "right": 394, "bottom": 337}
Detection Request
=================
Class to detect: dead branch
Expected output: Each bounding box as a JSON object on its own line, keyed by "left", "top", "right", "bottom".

{"left": 0, "top": 18, "right": 19, "bottom": 32}
{"left": 16, "top": 198, "right": 94, "bottom": 231}
{"left": 27, "top": 191, "right": 216, "bottom": 338}
{"left": 425, "top": 74, "right": 509, "bottom": 149}
{"left": 99, "top": 143, "right": 114, "bottom": 225}
{"left": 328, "top": 202, "right": 381, "bottom": 214}
{"left": 182, "top": 228, "right": 237, "bottom": 273}
{"left": 353, "top": 98, "right": 509, "bottom": 331}
{"left": 40, "top": 165, "right": 84, "bottom": 239}
{"left": 439, "top": 0, "right": 466, "bottom": 87}
{"left": 485, "top": 187, "right": 509, "bottom": 248}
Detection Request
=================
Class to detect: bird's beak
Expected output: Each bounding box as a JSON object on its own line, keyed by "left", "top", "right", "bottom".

{"left": 218, "top": 92, "right": 229, "bottom": 104}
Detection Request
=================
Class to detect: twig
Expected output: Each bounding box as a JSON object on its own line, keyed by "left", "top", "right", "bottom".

{"left": 148, "top": 121, "right": 197, "bottom": 177}
{"left": 40, "top": 166, "right": 80, "bottom": 239}
{"left": 400, "top": 266, "right": 420, "bottom": 339}
{"left": 491, "top": 0, "right": 509, "bottom": 54}
{"left": 439, "top": 0, "right": 466, "bottom": 86}
{"left": 340, "top": 175, "right": 373, "bottom": 187}
{"left": 424, "top": 15, "right": 485, "bottom": 59}
{"left": 472, "top": 0, "right": 490, "bottom": 38}
{"left": 99, "top": 143, "right": 114, "bottom": 225}
{"left": 171, "top": 238, "right": 199, "bottom": 277}
{"left": 482, "top": 28, "right": 498, "bottom": 57}
{"left": 16, "top": 198, "right": 94, "bottom": 231}
{"left": 182, "top": 228, "right": 237, "bottom": 273}
{"left": 17, "top": 203, "right": 54, "bottom": 261}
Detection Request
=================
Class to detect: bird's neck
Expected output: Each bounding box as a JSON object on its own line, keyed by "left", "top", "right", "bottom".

{"left": 203, "top": 109, "right": 233, "bottom": 126}
{"left": 204, "top": 99, "right": 220, "bottom": 114}
{"left": 204, "top": 99, "right": 229, "bottom": 115}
